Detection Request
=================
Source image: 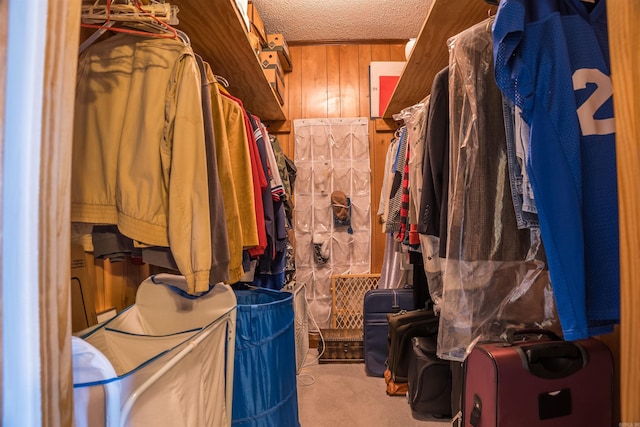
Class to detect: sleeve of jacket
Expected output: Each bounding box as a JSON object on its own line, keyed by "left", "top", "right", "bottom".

{"left": 165, "top": 49, "right": 212, "bottom": 294}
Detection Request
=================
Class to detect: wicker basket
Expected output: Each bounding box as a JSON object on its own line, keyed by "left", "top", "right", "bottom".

{"left": 318, "top": 328, "right": 364, "bottom": 363}
{"left": 331, "top": 274, "right": 380, "bottom": 330}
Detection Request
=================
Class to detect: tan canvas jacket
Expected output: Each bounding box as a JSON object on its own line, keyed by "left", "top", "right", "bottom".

{"left": 72, "top": 34, "right": 212, "bottom": 294}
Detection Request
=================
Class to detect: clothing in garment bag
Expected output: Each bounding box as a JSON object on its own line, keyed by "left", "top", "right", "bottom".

{"left": 493, "top": 0, "right": 620, "bottom": 340}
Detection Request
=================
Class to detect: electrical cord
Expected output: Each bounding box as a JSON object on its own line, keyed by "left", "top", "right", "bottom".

{"left": 297, "top": 292, "right": 329, "bottom": 387}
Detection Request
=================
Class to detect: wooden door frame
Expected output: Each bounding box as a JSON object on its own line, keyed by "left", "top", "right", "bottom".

{"left": 39, "top": 1, "right": 82, "bottom": 425}
{"left": 608, "top": 0, "right": 640, "bottom": 421}
{"left": 2, "top": 0, "right": 80, "bottom": 425}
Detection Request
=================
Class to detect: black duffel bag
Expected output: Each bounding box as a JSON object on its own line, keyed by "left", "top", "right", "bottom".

{"left": 407, "top": 336, "right": 452, "bottom": 419}
{"left": 384, "top": 308, "right": 438, "bottom": 395}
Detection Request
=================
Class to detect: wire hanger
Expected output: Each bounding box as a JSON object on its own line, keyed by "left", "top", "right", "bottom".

{"left": 215, "top": 75, "right": 230, "bottom": 88}
{"left": 79, "top": 0, "right": 184, "bottom": 54}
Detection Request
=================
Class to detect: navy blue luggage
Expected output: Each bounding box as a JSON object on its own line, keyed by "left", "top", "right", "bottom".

{"left": 363, "top": 288, "right": 414, "bottom": 376}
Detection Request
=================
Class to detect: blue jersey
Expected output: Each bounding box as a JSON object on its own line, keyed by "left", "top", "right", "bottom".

{"left": 493, "top": 0, "right": 619, "bottom": 340}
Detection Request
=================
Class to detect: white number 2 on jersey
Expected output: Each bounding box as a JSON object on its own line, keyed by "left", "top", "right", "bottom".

{"left": 572, "top": 68, "right": 616, "bottom": 136}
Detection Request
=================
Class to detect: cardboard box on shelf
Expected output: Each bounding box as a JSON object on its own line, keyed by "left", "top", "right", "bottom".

{"left": 259, "top": 51, "right": 284, "bottom": 82}
{"left": 247, "top": 31, "right": 262, "bottom": 57}
{"left": 248, "top": 1, "right": 267, "bottom": 47}
{"left": 265, "top": 33, "right": 292, "bottom": 72}
{"left": 263, "top": 68, "right": 285, "bottom": 106}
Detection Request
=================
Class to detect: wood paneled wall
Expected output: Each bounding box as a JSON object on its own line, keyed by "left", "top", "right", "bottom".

{"left": 276, "top": 43, "right": 407, "bottom": 273}
{"left": 91, "top": 257, "right": 151, "bottom": 314}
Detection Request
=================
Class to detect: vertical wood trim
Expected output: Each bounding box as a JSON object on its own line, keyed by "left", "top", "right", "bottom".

{"left": 368, "top": 44, "right": 395, "bottom": 273}
{"left": 104, "top": 260, "right": 124, "bottom": 312}
{"left": 608, "top": 0, "right": 640, "bottom": 421}
{"left": 326, "top": 45, "right": 341, "bottom": 118}
{"left": 339, "top": 45, "right": 360, "bottom": 118}
{"left": 369, "top": 131, "right": 391, "bottom": 272}
{"left": 40, "top": 1, "right": 81, "bottom": 426}
{"left": 357, "top": 45, "right": 372, "bottom": 120}
{"left": 278, "top": 60, "right": 291, "bottom": 157}
{"left": 301, "top": 45, "right": 328, "bottom": 118}
{"left": 281, "top": 67, "right": 289, "bottom": 112}
{"left": 389, "top": 44, "right": 407, "bottom": 62}
{"left": 370, "top": 43, "right": 392, "bottom": 62}
{"left": 356, "top": 45, "right": 376, "bottom": 270}
{"left": 0, "top": 0, "right": 7, "bottom": 409}
{"left": 94, "top": 257, "right": 107, "bottom": 312}
{"left": 93, "top": 258, "right": 144, "bottom": 314}
{"left": 283, "top": 46, "right": 303, "bottom": 157}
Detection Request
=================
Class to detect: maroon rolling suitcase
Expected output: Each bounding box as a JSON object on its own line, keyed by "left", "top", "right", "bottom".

{"left": 463, "top": 329, "right": 613, "bottom": 427}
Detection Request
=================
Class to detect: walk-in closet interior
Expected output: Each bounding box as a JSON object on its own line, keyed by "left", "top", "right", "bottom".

{"left": 1, "top": 0, "right": 639, "bottom": 426}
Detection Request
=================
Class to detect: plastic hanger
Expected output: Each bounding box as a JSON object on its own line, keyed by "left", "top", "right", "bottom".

{"left": 79, "top": 0, "right": 184, "bottom": 54}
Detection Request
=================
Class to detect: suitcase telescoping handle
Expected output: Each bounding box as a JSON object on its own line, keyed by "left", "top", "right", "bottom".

{"left": 506, "top": 327, "right": 587, "bottom": 379}
{"left": 391, "top": 290, "right": 400, "bottom": 313}
{"left": 521, "top": 342, "right": 587, "bottom": 379}
{"left": 505, "top": 327, "right": 562, "bottom": 344}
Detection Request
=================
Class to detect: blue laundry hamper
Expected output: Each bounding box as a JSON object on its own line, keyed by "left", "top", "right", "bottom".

{"left": 232, "top": 288, "right": 300, "bottom": 427}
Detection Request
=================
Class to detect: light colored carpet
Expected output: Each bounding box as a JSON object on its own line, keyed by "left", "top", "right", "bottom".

{"left": 296, "top": 351, "right": 451, "bottom": 427}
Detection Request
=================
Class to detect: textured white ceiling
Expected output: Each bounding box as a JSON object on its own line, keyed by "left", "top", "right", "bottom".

{"left": 250, "top": 0, "right": 432, "bottom": 43}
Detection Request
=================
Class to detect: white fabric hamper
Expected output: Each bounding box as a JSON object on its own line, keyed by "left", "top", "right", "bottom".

{"left": 72, "top": 274, "right": 237, "bottom": 427}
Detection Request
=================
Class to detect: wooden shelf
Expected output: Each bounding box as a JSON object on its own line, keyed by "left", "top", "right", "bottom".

{"left": 374, "top": 118, "right": 400, "bottom": 133}
{"left": 263, "top": 119, "right": 292, "bottom": 134}
{"left": 172, "top": 0, "right": 286, "bottom": 121}
{"left": 382, "top": 0, "right": 496, "bottom": 118}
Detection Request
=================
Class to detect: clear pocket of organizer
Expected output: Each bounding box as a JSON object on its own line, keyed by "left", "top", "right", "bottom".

{"left": 331, "top": 233, "right": 352, "bottom": 266}
{"left": 311, "top": 126, "right": 331, "bottom": 161}
{"left": 332, "top": 161, "right": 352, "bottom": 194}
{"left": 295, "top": 162, "right": 313, "bottom": 195}
{"left": 352, "top": 161, "right": 371, "bottom": 196}
{"left": 313, "top": 161, "right": 332, "bottom": 196}
{"left": 294, "top": 126, "right": 312, "bottom": 162}
{"left": 313, "top": 196, "right": 332, "bottom": 232}
{"left": 330, "top": 124, "right": 353, "bottom": 159}
{"left": 351, "top": 125, "right": 369, "bottom": 160}
{"left": 313, "top": 267, "right": 333, "bottom": 299}
{"left": 294, "top": 233, "right": 314, "bottom": 266}
{"left": 351, "top": 230, "right": 370, "bottom": 263}
{"left": 350, "top": 195, "right": 370, "bottom": 231}
{"left": 294, "top": 195, "right": 313, "bottom": 233}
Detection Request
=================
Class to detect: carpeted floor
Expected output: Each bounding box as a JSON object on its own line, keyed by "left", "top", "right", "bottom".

{"left": 296, "top": 351, "right": 452, "bottom": 427}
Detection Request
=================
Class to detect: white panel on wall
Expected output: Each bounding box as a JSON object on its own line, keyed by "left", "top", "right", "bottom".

{"left": 293, "top": 117, "right": 371, "bottom": 330}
